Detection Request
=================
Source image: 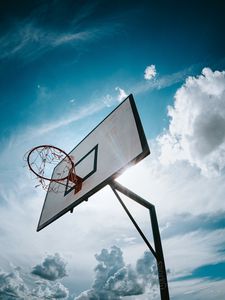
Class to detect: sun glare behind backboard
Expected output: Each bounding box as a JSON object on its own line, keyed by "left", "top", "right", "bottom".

{"left": 37, "top": 94, "right": 150, "bottom": 231}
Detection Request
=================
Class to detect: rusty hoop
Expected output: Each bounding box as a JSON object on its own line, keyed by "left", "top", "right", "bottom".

{"left": 25, "top": 145, "right": 82, "bottom": 193}
{"left": 27, "top": 145, "right": 74, "bottom": 182}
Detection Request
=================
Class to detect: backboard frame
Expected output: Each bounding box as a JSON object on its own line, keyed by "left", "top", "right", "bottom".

{"left": 37, "top": 94, "right": 150, "bottom": 231}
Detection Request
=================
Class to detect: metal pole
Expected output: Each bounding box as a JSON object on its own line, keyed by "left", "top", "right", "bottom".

{"left": 149, "top": 206, "right": 169, "bottom": 299}
{"left": 110, "top": 180, "right": 170, "bottom": 300}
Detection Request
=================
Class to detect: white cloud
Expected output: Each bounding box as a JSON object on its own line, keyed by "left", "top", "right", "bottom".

{"left": 34, "top": 100, "right": 105, "bottom": 136}
{"left": 53, "top": 32, "right": 91, "bottom": 46}
{"left": 115, "top": 87, "right": 128, "bottom": 102}
{"left": 32, "top": 281, "right": 69, "bottom": 299}
{"left": 0, "top": 266, "right": 69, "bottom": 299}
{"left": 158, "top": 68, "right": 225, "bottom": 177}
{"left": 103, "top": 89, "right": 128, "bottom": 107}
{"left": 0, "top": 22, "right": 54, "bottom": 61}
{"left": 164, "top": 228, "right": 225, "bottom": 278}
{"left": 0, "top": 16, "right": 121, "bottom": 62}
{"left": 144, "top": 65, "right": 157, "bottom": 80}
{"left": 134, "top": 66, "right": 194, "bottom": 94}
{"left": 75, "top": 246, "right": 158, "bottom": 299}
{"left": 5, "top": 99, "right": 105, "bottom": 144}
{"left": 170, "top": 278, "right": 225, "bottom": 300}
{"left": 0, "top": 268, "right": 29, "bottom": 299}
{"left": 103, "top": 66, "right": 194, "bottom": 108}
{"left": 117, "top": 147, "right": 225, "bottom": 218}
{"left": 32, "top": 253, "right": 67, "bottom": 281}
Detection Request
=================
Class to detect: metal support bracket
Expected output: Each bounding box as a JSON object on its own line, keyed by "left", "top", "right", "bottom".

{"left": 110, "top": 180, "right": 170, "bottom": 300}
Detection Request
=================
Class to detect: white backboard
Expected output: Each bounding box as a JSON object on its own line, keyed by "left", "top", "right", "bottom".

{"left": 37, "top": 94, "right": 150, "bottom": 231}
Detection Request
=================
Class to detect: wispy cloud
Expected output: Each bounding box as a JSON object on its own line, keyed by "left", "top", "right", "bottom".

{"left": 33, "top": 100, "right": 105, "bottom": 136}
{"left": 0, "top": 99, "right": 105, "bottom": 150}
{"left": 0, "top": 8, "right": 121, "bottom": 63}
{"left": 0, "top": 22, "right": 100, "bottom": 62}
{"left": 0, "top": 1, "right": 113, "bottom": 62}
{"left": 0, "top": 22, "right": 49, "bottom": 60}
{"left": 170, "top": 278, "right": 225, "bottom": 300}
{"left": 101, "top": 66, "right": 196, "bottom": 108}
{"left": 53, "top": 32, "right": 91, "bottom": 46}
{"left": 134, "top": 66, "right": 194, "bottom": 94}
{"left": 164, "top": 228, "right": 225, "bottom": 279}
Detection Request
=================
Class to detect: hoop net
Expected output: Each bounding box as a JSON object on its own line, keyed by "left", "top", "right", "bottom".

{"left": 25, "top": 145, "right": 82, "bottom": 193}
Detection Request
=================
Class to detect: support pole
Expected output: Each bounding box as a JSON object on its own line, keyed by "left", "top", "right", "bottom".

{"left": 110, "top": 180, "right": 170, "bottom": 300}
{"left": 149, "top": 206, "right": 169, "bottom": 299}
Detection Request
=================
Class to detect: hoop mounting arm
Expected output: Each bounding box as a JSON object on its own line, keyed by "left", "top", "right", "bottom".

{"left": 68, "top": 171, "right": 83, "bottom": 194}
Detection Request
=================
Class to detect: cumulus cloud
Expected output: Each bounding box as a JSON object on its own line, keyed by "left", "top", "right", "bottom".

{"left": 75, "top": 289, "right": 98, "bottom": 300}
{"left": 0, "top": 266, "right": 69, "bottom": 299}
{"left": 0, "top": 268, "right": 29, "bottom": 299}
{"left": 105, "top": 265, "right": 143, "bottom": 297}
{"left": 158, "top": 68, "right": 225, "bottom": 177}
{"left": 144, "top": 65, "right": 157, "bottom": 80}
{"left": 32, "top": 253, "right": 67, "bottom": 281}
{"left": 115, "top": 87, "right": 128, "bottom": 102}
{"left": 31, "top": 281, "right": 69, "bottom": 299}
{"left": 93, "top": 246, "right": 124, "bottom": 289}
{"left": 136, "top": 251, "right": 159, "bottom": 297}
{"left": 136, "top": 251, "right": 157, "bottom": 280}
{"left": 75, "top": 246, "right": 158, "bottom": 299}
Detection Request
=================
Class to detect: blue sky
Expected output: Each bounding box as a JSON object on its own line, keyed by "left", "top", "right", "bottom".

{"left": 1, "top": 1, "right": 225, "bottom": 299}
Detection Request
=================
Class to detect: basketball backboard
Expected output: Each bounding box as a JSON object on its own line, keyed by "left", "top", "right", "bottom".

{"left": 37, "top": 94, "right": 150, "bottom": 231}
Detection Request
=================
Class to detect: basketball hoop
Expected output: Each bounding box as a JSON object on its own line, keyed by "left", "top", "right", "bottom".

{"left": 25, "top": 145, "right": 82, "bottom": 193}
